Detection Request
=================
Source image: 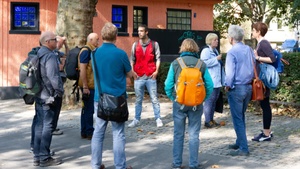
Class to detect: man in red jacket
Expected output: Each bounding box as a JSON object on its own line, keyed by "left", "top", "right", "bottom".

{"left": 128, "top": 24, "right": 163, "bottom": 128}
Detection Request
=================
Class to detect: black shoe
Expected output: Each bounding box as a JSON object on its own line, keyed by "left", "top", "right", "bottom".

{"left": 228, "top": 150, "right": 249, "bottom": 156}
{"left": 204, "top": 120, "right": 219, "bottom": 128}
{"left": 228, "top": 144, "right": 239, "bottom": 150}
{"left": 86, "top": 134, "right": 93, "bottom": 140}
{"left": 33, "top": 160, "right": 40, "bottom": 166}
{"left": 50, "top": 150, "right": 55, "bottom": 156}
{"left": 81, "top": 133, "right": 87, "bottom": 139}
{"left": 39, "top": 157, "right": 62, "bottom": 167}
{"left": 252, "top": 132, "right": 271, "bottom": 142}
{"left": 204, "top": 121, "right": 214, "bottom": 128}
{"left": 100, "top": 164, "right": 105, "bottom": 169}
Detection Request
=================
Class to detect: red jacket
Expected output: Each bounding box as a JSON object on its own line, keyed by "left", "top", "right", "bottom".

{"left": 133, "top": 41, "right": 156, "bottom": 76}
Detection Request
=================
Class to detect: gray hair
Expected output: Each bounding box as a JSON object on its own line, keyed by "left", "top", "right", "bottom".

{"left": 228, "top": 25, "right": 244, "bottom": 42}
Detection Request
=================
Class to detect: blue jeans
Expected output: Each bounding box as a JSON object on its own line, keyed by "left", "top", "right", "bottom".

{"left": 203, "top": 88, "right": 221, "bottom": 123}
{"left": 81, "top": 89, "right": 95, "bottom": 136}
{"left": 227, "top": 84, "right": 252, "bottom": 153}
{"left": 30, "top": 97, "right": 61, "bottom": 148}
{"left": 172, "top": 102, "right": 203, "bottom": 168}
{"left": 33, "top": 97, "right": 55, "bottom": 161}
{"left": 134, "top": 78, "right": 160, "bottom": 120}
{"left": 91, "top": 102, "right": 127, "bottom": 169}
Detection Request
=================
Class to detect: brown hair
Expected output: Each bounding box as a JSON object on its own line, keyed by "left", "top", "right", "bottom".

{"left": 252, "top": 22, "right": 268, "bottom": 37}
{"left": 101, "top": 22, "right": 118, "bottom": 41}
{"left": 179, "top": 38, "right": 199, "bottom": 53}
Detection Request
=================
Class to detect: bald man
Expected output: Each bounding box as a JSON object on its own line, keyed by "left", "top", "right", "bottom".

{"left": 51, "top": 36, "right": 69, "bottom": 135}
{"left": 78, "top": 33, "right": 99, "bottom": 140}
{"left": 33, "top": 31, "right": 63, "bottom": 166}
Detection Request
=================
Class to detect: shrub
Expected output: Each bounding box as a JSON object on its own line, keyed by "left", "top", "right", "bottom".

{"left": 271, "top": 52, "right": 300, "bottom": 103}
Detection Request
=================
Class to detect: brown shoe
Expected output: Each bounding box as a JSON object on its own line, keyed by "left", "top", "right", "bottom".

{"left": 100, "top": 164, "right": 105, "bottom": 169}
{"left": 126, "top": 166, "right": 133, "bottom": 169}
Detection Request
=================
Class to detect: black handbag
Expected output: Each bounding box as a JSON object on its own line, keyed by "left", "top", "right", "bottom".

{"left": 98, "top": 93, "right": 129, "bottom": 122}
{"left": 91, "top": 49, "right": 129, "bottom": 122}
{"left": 214, "top": 91, "right": 223, "bottom": 113}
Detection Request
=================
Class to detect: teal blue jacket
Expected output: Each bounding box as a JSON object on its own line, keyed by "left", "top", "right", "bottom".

{"left": 164, "top": 52, "right": 214, "bottom": 101}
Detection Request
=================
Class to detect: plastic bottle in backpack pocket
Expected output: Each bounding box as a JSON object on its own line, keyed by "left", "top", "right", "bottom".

{"left": 25, "top": 69, "right": 34, "bottom": 89}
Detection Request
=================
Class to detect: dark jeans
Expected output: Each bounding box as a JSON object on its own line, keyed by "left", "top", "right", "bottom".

{"left": 81, "top": 89, "right": 95, "bottom": 136}
{"left": 30, "top": 114, "right": 37, "bottom": 148}
{"left": 30, "top": 97, "right": 62, "bottom": 148}
{"left": 52, "top": 96, "right": 63, "bottom": 131}
{"left": 33, "top": 97, "right": 56, "bottom": 161}
{"left": 203, "top": 88, "right": 221, "bottom": 123}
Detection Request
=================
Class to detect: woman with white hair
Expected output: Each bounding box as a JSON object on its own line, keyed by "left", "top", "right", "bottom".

{"left": 200, "top": 33, "right": 224, "bottom": 128}
{"left": 225, "top": 25, "right": 254, "bottom": 156}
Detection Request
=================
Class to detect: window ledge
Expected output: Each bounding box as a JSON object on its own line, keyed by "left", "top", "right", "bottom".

{"left": 117, "top": 32, "right": 129, "bottom": 36}
{"left": 9, "top": 30, "right": 41, "bottom": 34}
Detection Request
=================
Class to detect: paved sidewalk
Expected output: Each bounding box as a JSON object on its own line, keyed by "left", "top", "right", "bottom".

{"left": 0, "top": 98, "right": 300, "bottom": 169}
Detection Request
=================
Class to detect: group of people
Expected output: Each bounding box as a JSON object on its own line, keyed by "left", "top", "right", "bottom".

{"left": 165, "top": 22, "right": 275, "bottom": 168}
{"left": 31, "top": 23, "right": 163, "bottom": 169}
{"left": 31, "top": 22, "right": 275, "bottom": 169}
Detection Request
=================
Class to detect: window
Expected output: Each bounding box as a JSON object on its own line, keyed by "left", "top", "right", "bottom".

{"left": 167, "top": 9, "right": 191, "bottom": 30}
{"left": 133, "top": 7, "right": 148, "bottom": 33}
{"left": 112, "top": 5, "right": 128, "bottom": 35}
{"left": 10, "top": 2, "right": 40, "bottom": 34}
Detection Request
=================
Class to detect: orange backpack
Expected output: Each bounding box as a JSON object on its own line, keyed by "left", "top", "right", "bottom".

{"left": 175, "top": 58, "right": 206, "bottom": 106}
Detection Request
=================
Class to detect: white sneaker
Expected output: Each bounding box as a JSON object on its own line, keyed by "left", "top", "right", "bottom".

{"left": 156, "top": 118, "right": 163, "bottom": 127}
{"left": 128, "top": 119, "right": 140, "bottom": 128}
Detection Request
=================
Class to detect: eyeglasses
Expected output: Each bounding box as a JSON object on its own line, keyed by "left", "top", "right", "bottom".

{"left": 47, "top": 38, "right": 57, "bottom": 42}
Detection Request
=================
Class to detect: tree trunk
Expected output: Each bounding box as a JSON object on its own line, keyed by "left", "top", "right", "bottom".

{"left": 56, "top": 0, "right": 98, "bottom": 107}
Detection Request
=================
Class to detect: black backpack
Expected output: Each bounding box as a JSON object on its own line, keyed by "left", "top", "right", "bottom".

{"left": 65, "top": 46, "right": 91, "bottom": 100}
{"left": 19, "top": 47, "right": 42, "bottom": 104}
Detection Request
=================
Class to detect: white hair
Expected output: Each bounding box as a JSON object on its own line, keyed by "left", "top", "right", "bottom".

{"left": 228, "top": 25, "right": 244, "bottom": 42}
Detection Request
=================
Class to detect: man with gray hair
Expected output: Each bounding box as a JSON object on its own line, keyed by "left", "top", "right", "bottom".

{"left": 33, "top": 31, "right": 64, "bottom": 166}
{"left": 224, "top": 25, "right": 254, "bottom": 156}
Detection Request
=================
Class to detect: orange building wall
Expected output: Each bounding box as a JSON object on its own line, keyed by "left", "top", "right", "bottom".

{"left": 0, "top": 0, "right": 58, "bottom": 87}
{"left": 1, "top": 0, "right": 220, "bottom": 88}
{"left": 94, "top": 0, "right": 218, "bottom": 55}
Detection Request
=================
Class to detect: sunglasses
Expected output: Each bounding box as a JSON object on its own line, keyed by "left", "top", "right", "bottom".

{"left": 47, "top": 38, "right": 57, "bottom": 42}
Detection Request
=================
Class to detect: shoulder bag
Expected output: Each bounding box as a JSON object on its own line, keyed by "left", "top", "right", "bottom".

{"left": 252, "top": 58, "right": 266, "bottom": 101}
{"left": 91, "top": 49, "right": 129, "bottom": 122}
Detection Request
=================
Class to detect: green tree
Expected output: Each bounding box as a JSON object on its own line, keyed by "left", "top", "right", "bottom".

{"left": 289, "top": 0, "right": 300, "bottom": 30}
{"left": 214, "top": 0, "right": 294, "bottom": 36}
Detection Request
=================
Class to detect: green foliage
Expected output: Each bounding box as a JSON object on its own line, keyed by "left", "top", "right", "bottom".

{"left": 157, "top": 53, "right": 300, "bottom": 104}
{"left": 157, "top": 62, "right": 171, "bottom": 95}
{"left": 270, "top": 52, "right": 300, "bottom": 103}
{"left": 289, "top": 0, "right": 300, "bottom": 28}
{"left": 213, "top": 0, "right": 294, "bottom": 37}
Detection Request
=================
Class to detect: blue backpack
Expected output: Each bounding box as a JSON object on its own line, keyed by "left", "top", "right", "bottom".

{"left": 272, "top": 49, "right": 284, "bottom": 73}
{"left": 259, "top": 63, "right": 279, "bottom": 90}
